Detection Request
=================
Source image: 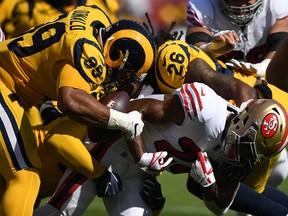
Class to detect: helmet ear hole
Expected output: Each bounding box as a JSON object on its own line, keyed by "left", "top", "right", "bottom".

{"left": 243, "top": 115, "right": 249, "bottom": 126}
{"left": 109, "top": 44, "right": 120, "bottom": 60}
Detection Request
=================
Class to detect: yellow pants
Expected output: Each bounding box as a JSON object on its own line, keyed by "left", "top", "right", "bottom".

{"left": 0, "top": 81, "right": 41, "bottom": 216}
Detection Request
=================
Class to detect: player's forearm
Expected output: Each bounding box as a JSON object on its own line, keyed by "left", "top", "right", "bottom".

{"left": 186, "top": 59, "right": 257, "bottom": 106}
{"left": 126, "top": 136, "right": 144, "bottom": 163}
{"left": 58, "top": 86, "right": 110, "bottom": 127}
{"left": 203, "top": 181, "right": 239, "bottom": 215}
{"left": 229, "top": 79, "right": 257, "bottom": 107}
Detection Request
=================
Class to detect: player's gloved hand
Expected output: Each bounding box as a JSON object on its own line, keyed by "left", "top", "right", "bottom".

{"left": 190, "top": 152, "right": 215, "bottom": 187}
{"left": 140, "top": 177, "right": 166, "bottom": 211}
{"left": 94, "top": 166, "right": 122, "bottom": 197}
{"left": 137, "top": 152, "right": 173, "bottom": 171}
{"left": 200, "top": 30, "right": 238, "bottom": 59}
{"left": 107, "top": 109, "right": 144, "bottom": 140}
{"left": 226, "top": 58, "right": 271, "bottom": 78}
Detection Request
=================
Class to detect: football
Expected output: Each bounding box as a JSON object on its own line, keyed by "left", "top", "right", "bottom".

{"left": 88, "top": 91, "right": 130, "bottom": 142}
{"left": 99, "top": 90, "right": 130, "bottom": 112}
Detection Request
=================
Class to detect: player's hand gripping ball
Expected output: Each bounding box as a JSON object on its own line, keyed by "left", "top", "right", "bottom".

{"left": 88, "top": 91, "right": 130, "bottom": 142}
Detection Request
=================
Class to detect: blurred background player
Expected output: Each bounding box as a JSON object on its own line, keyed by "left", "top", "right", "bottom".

{"left": 186, "top": 0, "right": 288, "bottom": 78}
{"left": 0, "top": 0, "right": 22, "bottom": 38}
{"left": 10, "top": 0, "right": 119, "bottom": 38}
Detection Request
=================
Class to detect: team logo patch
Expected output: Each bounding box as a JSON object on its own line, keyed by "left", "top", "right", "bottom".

{"left": 261, "top": 113, "right": 279, "bottom": 138}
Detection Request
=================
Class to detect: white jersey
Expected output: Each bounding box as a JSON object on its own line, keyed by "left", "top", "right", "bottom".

{"left": 186, "top": 0, "right": 288, "bottom": 61}
{"left": 140, "top": 82, "right": 236, "bottom": 172}
{"left": 34, "top": 83, "right": 239, "bottom": 216}
{"left": 101, "top": 83, "right": 238, "bottom": 174}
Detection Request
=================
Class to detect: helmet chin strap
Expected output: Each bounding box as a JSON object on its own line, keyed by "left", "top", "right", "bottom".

{"left": 98, "top": 27, "right": 106, "bottom": 48}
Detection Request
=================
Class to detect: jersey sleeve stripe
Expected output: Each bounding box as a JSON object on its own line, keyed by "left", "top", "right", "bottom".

{"left": 180, "top": 85, "right": 193, "bottom": 119}
{"left": 180, "top": 83, "right": 203, "bottom": 119}
{"left": 189, "top": 83, "right": 203, "bottom": 113}
{"left": 186, "top": 3, "right": 205, "bottom": 27}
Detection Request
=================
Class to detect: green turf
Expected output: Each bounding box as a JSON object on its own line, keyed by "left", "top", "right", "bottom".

{"left": 80, "top": 172, "right": 288, "bottom": 215}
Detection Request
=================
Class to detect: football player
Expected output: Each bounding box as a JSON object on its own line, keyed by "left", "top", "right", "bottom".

{"left": 0, "top": 5, "right": 165, "bottom": 215}
{"left": 35, "top": 83, "right": 288, "bottom": 216}
{"left": 186, "top": 0, "right": 288, "bottom": 78}
{"left": 150, "top": 39, "right": 288, "bottom": 213}
{"left": 32, "top": 28, "right": 288, "bottom": 214}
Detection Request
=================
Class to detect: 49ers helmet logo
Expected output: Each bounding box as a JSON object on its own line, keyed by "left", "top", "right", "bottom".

{"left": 261, "top": 113, "right": 279, "bottom": 138}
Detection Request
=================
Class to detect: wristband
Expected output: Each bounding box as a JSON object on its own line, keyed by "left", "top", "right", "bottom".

{"left": 255, "top": 59, "right": 271, "bottom": 78}
{"left": 199, "top": 43, "right": 223, "bottom": 59}
{"left": 107, "top": 109, "right": 129, "bottom": 131}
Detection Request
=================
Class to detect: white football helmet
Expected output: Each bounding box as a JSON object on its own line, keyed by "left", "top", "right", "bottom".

{"left": 219, "top": 0, "right": 264, "bottom": 27}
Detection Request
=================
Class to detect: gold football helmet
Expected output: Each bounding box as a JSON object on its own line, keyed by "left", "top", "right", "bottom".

{"left": 102, "top": 19, "right": 156, "bottom": 98}
{"left": 219, "top": 0, "right": 264, "bottom": 27}
{"left": 222, "top": 99, "right": 288, "bottom": 168}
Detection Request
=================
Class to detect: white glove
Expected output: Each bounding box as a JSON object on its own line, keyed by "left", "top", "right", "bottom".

{"left": 107, "top": 109, "right": 144, "bottom": 140}
{"left": 200, "top": 30, "right": 237, "bottom": 59}
{"left": 137, "top": 152, "right": 173, "bottom": 171}
{"left": 226, "top": 58, "right": 271, "bottom": 78}
{"left": 190, "top": 152, "right": 215, "bottom": 187}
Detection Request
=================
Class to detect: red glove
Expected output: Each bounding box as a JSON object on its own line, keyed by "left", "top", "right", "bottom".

{"left": 137, "top": 152, "right": 173, "bottom": 171}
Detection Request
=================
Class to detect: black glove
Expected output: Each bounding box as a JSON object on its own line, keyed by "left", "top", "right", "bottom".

{"left": 219, "top": 160, "right": 253, "bottom": 183}
{"left": 140, "top": 177, "right": 166, "bottom": 211}
{"left": 94, "top": 168, "right": 122, "bottom": 197}
{"left": 39, "top": 101, "right": 64, "bottom": 125}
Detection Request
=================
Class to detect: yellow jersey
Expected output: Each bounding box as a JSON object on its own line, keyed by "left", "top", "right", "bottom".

{"left": 0, "top": 5, "right": 111, "bottom": 108}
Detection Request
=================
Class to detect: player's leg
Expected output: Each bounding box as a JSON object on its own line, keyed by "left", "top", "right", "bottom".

{"left": 0, "top": 81, "right": 41, "bottom": 215}
{"left": 1, "top": 169, "right": 41, "bottom": 216}
{"left": 267, "top": 148, "right": 288, "bottom": 187}
{"left": 103, "top": 177, "right": 152, "bottom": 216}
{"left": 34, "top": 167, "right": 96, "bottom": 216}
{"left": 26, "top": 107, "right": 65, "bottom": 205}
{"left": 100, "top": 141, "right": 152, "bottom": 216}
{"left": 44, "top": 117, "right": 106, "bottom": 179}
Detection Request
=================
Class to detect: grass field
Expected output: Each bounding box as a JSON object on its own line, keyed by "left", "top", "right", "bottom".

{"left": 80, "top": 172, "right": 288, "bottom": 216}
